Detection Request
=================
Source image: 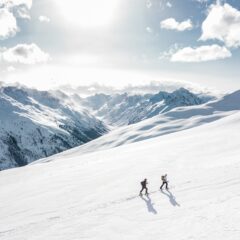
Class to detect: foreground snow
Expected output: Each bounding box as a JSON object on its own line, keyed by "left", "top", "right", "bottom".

{"left": 0, "top": 110, "right": 240, "bottom": 239}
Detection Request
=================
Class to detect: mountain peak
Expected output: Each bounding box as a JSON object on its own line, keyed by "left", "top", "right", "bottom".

{"left": 80, "top": 88, "right": 211, "bottom": 126}
{"left": 0, "top": 85, "right": 108, "bottom": 170}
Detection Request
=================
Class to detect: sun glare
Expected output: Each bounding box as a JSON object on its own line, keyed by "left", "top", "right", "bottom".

{"left": 57, "top": 0, "right": 120, "bottom": 28}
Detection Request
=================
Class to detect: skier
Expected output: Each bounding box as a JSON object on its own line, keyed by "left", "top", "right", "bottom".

{"left": 139, "top": 178, "right": 149, "bottom": 195}
{"left": 160, "top": 174, "right": 168, "bottom": 190}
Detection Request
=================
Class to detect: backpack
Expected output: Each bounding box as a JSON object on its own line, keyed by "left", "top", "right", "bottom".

{"left": 161, "top": 175, "right": 165, "bottom": 181}
{"left": 141, "top": 181, "right": 145, "bottom": 187}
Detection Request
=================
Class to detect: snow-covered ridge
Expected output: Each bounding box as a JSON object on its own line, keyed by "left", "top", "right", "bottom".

{"left": 0, "top": 86, "right": 108, "bottom": 170}
{"left": 80, "top": 88, "right": 213, "bottom": 126}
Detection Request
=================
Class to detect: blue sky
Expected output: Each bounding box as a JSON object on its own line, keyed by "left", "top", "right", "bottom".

{"left": 0, "top": 0, "right": 240, "bottom": 92}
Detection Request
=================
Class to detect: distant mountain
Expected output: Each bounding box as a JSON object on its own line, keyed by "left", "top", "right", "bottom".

{"left": 73, "top": 90, "right": 240, "bottom": 155}
{"left": 0, "top": 86, "right": 108, "bottom": 170}
{"left": 81, "top": 88, "right": 213, "bottom": 126}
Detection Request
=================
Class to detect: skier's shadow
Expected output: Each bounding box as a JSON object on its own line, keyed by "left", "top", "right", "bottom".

{"left": 140, "top": 195, "right": 158, "bottom": 214}
{"left": 160, "top": 189, "right": 180, "bottom": 207}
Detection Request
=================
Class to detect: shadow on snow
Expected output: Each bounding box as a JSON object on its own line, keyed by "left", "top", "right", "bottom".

{"left": 140, "top": 195, "right": 158, "bottom": 214}
{"left": 160, "top": 189, "right": 180, "bottom": 207}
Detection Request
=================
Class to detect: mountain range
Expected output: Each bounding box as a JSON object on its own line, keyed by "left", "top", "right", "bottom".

{"left": 80, "top": 87, "right": 213, "bottom": 125}
{"left": 0, "top": 85, "right": 215, "bottom": 170}
{"left": 43, "top": 89, "right": 240, "bottom": 159}
{"left": 0, "top": 86, "right": 107, "bottom": 170}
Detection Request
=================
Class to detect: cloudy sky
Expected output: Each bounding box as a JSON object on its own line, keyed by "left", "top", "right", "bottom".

{"left": 0, "top": 0, "right": 240, "bottom": 92}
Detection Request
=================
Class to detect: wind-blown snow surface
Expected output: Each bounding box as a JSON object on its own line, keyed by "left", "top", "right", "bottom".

{"left": 0, "top": 111, "right": 240, "bottom": 240}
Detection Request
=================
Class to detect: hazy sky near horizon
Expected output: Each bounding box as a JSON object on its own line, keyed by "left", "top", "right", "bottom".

{"left": 0, "top": 0, "right": 240, "bottom": 92}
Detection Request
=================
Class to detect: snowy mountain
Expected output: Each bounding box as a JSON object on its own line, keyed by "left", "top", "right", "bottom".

{"left": 80, "top": 88, "right": 213, "bottom": 126}
{"left": 0, "top": 105, "right": 240, "bottom": 240}
{"left": 61, "top": 90, "right": 240, "bottom": 155}
{"left": 0, "top": 86, "right": 108, "bottom": 170}
{"left": 0, "top": 85, "right": 213, "bottom": 171}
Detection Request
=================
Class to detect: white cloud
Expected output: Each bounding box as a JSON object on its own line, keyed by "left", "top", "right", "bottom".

{"left": 0, "top": 8, "right": 18, "bottom": 39}
{"left": 1, "top": 43, "right": 50, "bottom": 64}
{"left": 170, "top": 44, "right": 231, "bottom": 62}
{"left": 0, "top": 0, "right": 32, "bottom": 19}
{"left": 14, "top": 5, "right": 30, "bottom": 19}
{"left": 159, "top": 43, "right": 180, "bottom": 60}
{"left": 39, "top": 15, "right": 50, "bottom": 23}
{"left": 200, "top": 3, "right": 240, "bottom": 48}
{"left": 146, "top": 26, "right": 153, "bottom": 33}
{"left": 0, "top": 0, "right": 32, "bottom": 9}
{"left": 160, "top": 18, "right": 193, "bottom": 31}
{"left": 0, "top": 1, "right": 32, "bottom": 41}
{"left": 166, "top": 2, "right": 172, "bottom": 8}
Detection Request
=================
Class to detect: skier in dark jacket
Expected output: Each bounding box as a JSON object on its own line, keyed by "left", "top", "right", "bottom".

{"left": 160, "top": 174, "right": 168, "bottom": 190}
{"left": 140, "top": 178, "right": 149, "bottom": 195}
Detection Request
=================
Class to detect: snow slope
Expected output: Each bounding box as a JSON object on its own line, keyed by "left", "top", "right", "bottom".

{"left": 0, "top": 110, "right": 240, "bottom": 240}
{"left": 60, "top": 90, "right": 240, "bottom": 155}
